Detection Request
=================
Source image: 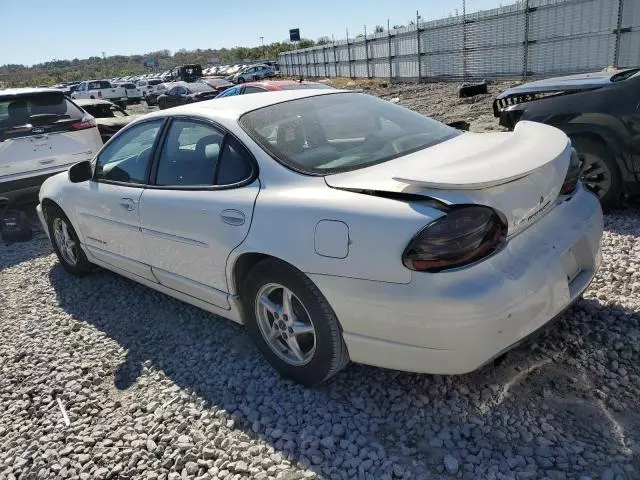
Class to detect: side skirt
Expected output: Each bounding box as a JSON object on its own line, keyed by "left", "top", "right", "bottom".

{"left": 84, "top": 248, "right": 245, "bottom": 325}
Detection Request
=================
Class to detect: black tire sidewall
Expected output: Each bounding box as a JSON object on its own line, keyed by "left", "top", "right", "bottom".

{"left": 46, "top": 206, "right": 93, "bottom": 276}
{"left": 242, "top": 260, "right": 347, "bottom": 386}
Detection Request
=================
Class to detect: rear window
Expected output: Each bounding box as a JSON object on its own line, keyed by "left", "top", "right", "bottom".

{"left": 239, "top": 92, "right": 459, "bottom": 174}
{"left": 0, "top": 92, "right": 85, "bottom": 138}
{"left": 148, "top": 79, "right": 162, "bottom": 86}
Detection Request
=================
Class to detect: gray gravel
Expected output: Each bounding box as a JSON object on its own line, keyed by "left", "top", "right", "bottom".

{"left": 2, "top": 86, "right": 640, "bottom": 480}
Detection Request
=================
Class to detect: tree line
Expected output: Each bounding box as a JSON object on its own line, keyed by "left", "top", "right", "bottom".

{"left": 0, "top": 40, "right": 316, "bottom": 87}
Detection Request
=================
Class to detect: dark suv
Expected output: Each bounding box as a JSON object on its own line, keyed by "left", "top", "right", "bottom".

{"left": 494, "top": 68, "right": 640, "bottom": 208}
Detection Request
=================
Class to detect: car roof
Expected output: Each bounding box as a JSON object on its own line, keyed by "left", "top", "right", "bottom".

{"left": 148, "top": 89, "right": 347, "bottom": 119}
{"left": 0, "top": 87, "right": 63, "bottom": 97}
{"left": 242, "top": 80, "right": 329, "bottom": 91}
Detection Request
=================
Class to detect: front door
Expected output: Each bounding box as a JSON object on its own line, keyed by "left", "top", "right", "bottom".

{"left": 139, "top": 118, "right": 259, "bottom": 308}
{"left": 73, "top": 119, "right": 164, "bottom": 281}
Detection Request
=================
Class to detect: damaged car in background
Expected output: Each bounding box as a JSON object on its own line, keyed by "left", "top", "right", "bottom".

{"left": 74, "top": 99, "right": 135, "bottom": 143}
{"left": 157, "top": 82, "right": 219, "bottom": 110}
{"left": 37, "top": 90, "right": 602, "bottom": 385}
{"left": 494, "top": 68, "right": 640, "bottom": 208}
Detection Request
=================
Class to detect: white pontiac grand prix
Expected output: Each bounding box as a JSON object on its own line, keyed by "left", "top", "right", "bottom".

{"left": 37, "top": 89, "right": 603, "bottom": 385}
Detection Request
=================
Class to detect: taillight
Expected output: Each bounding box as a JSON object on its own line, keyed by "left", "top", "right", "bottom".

{"left": 560, "top": 147, "right": 581, "bottom": 195}
{"left": 403, "top": 205, "right": 506, "bottom": 272}
{"left": 72, "top": 115, "right": 96, "bottom": 131}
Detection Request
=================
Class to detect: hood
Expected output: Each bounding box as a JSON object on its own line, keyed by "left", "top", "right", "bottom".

{"left": 496, "top": 71, "right": 618, "bottom": 99}
{"left": 325, "top": 121, "right": 571, "bottom": 236}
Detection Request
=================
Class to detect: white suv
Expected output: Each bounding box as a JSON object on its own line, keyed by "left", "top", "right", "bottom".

{"left": 0, "top": 88, "right": 102, "bottom": 200}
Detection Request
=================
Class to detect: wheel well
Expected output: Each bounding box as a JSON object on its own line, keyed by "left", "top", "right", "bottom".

{"left": 567, "top": 132, "right": 608, "bottom": 150}
{"left": 40, "top": 198, "right": 61, "bottom": 220}
{"left": 232, "top": 253, "right": 270, "bottom": 295}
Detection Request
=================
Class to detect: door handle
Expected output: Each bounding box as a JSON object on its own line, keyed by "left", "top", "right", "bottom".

{"left": 221, "top": 209, "right": 245, "bottom": 226}
{"left": 119, "top": 198, "right": 135, "bottom": 211}
{"left": 39, "top": 159, "right": 55, "bottom": 165}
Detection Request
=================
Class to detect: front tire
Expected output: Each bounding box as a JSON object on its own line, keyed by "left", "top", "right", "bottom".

{"left": 45, "top": 205, "right": 94, "bottom": 276}
{"left": 237, "top": 76, "right": 245, "bottom": 83}
{"left": 242, "top": 259, "right": 349, "bottom": 386}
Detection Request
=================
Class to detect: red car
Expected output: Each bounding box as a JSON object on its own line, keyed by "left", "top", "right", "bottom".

{"left": 214, "top": 80, "right": 333, "bottom": 98}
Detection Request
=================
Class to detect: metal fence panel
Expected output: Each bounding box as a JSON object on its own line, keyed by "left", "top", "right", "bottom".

{"left": 622, "top": 0, "right": 640, "bottom": 26}
{"left": 279, "top": 0, "right": 639, "bottom": 80}
{"left": 528, "top": 0, "right": 618, "bottom": 40}
{"left": 421, "top": 24, "right": 462, "bottom": 54}
{"left": 424, "top": 53, "right": 464, "bottom": 77}
{"left": 529, "top": 35, "right": 615, "bottom": 73}
{"left": 618, "top": 31, "right": 640, "bottom": 67}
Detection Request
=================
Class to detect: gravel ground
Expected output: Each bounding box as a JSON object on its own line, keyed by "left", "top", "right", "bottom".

{"left": 1, "top": 84, "right": 640, "bottom": 480}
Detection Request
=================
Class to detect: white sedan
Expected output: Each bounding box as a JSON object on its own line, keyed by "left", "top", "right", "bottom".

{"left": 37, "top": 90, "right": 603, "bottom": 385}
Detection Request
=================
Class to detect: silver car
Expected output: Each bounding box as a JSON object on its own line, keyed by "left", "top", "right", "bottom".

{"left": 230, "top": 64, "right": 276, "bottom": 84}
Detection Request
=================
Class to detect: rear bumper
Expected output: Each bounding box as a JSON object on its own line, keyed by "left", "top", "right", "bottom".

{"left": 309, "top": 185, "right": 603, "bottom": 374}
{"left": 0, "top": 171, "right": 63, "bottom": 201}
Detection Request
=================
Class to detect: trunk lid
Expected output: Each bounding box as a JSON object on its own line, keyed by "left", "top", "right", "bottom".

{"left": 324, "top": 121, "right": 571, "bottom": 236}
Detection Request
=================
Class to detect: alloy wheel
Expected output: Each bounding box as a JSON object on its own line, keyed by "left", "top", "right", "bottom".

{"left": 255, "top": 283, "right": 317, "bottom": 366}
{"left": 52, "top": 217, "right": 78, "bottom": 266}
{"left": 580, "top": 152, "right": 612, "bottom": 199}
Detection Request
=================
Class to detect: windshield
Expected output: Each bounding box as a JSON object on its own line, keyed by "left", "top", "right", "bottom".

{"left": 239, "top": 92, "right": 459, "bottom": 174}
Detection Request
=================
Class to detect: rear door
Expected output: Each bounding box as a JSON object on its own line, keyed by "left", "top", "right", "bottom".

{"left": 0, "top": 92, "right": 101, "bottom": 182}
{"left": 139, "top": 118, "right": 259, "bottom": 307}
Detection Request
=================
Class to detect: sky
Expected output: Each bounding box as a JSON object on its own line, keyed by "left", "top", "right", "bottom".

{"left": 1, "top": 0, "right": 507, "bottom": 66}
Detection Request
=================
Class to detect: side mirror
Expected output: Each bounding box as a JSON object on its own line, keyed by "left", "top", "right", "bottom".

{"left": 69, "top": 160, "right": 93, "bottom": 183}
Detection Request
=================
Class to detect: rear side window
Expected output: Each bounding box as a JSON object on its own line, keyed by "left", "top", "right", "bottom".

{"left": 0, "top": 93, "right": 85, "bottom": 136}
{"left": 216, "top": 138, "right": 253, "bottom": 185}
{"left": 155, "top": 120, "right": 224, "bottom": 187}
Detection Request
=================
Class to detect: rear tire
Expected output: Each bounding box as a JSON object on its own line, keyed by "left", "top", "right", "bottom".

{"left": 242, "top": 259, "right": 349, "bottom": 386}
{"left": 45, "top": 205, "right": 94, "bottom": 276}
{"left": 571, "top": 137, "right": 623, "bottom": 210}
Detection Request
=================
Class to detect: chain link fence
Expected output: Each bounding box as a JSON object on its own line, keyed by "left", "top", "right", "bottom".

{"left": 279, "top": 0, "right": 640, "bottom": 81}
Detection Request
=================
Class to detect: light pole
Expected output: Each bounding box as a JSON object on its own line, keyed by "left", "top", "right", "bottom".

{"left": 259, "top": 36, "right": 264, "bottom": 59}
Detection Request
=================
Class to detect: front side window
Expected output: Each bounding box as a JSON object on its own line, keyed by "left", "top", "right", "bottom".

{"left": 240, "top": 92, "right": 459, "bottom": 174}
{"left": 94, "top": 120, "right": 163, "bottom": 184}
{"left": 155, "top": 120, "right": 224, "bottom": 186}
